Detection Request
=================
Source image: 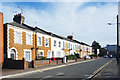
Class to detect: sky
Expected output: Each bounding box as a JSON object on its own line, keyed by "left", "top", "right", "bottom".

{"left": 1, "top": 0, "right": 118, "bottom": 47}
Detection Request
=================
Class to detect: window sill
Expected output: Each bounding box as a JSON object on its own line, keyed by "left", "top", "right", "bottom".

{"left": 45, "top": 46, "right": 49, "bottom": 47}
{"left": 14, "top": 42, "right": 22, "bottom": 44}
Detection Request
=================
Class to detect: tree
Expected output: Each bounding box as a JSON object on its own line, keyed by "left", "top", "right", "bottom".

{"left": 92, "top": 41, "right": 101, "bottom": 55}
{"left": 99, "top": 48, "right": 108, "bottom": 57}
{"left": 92, "top": 41, "right": 101, "bottom": 49}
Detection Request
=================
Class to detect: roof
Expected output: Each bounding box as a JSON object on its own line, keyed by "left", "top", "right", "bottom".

{"left": 80, "top": 42, "right": 91, "bottom": 47}
{"left": 35, "top": 27, "right": 51, "bottom": 35}
{"left": 6, "top": 22, "right": 35, "bottom": 31}
{"left": 5, "top": 21, "right": 91, "bottom": 47}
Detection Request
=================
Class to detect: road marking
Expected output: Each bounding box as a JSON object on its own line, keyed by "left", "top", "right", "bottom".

{"left": 56, "top": 72, "right": 64, "bottom": 76}
{"left": 43, "top": 75, "right": 52, "bottom": 78}
{"left": 37, "top": 69, "right": 43, "bottom": 72}
{"left": 1, "top": 59, "right": 96, "bottom": 79}
{"left": 87, "top": 60, "right": 112, "bottom": 79}
{"left": 84, "top": 75, "right": 90, "bottom": 76}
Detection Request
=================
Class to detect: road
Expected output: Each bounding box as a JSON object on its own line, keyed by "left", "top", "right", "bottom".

{"left": 3, "top": 58, "right": 112, "bottom": 80}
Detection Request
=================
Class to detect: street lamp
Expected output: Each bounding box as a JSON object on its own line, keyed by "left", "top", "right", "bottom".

{"left": 108, "top": 15, "right": 119, "bottom": 65}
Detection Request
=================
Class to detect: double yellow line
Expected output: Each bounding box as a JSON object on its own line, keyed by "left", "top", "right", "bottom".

{"left": 88, "top": 60, "right": 113, "bottom": 79}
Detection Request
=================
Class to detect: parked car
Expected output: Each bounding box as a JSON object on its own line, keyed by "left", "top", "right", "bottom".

{"left": 109, "top": 55, "right": 113, "bottom": 58}
{"left": 104, "top": 55, "right": 108, "bottom": 58}
{"left": 86, "top": 56, "right": 91, "bottom": 59}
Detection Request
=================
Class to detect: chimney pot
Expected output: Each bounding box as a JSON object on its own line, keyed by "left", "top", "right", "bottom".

{"left": 13, "top": 13, "right": 25, "bottom": 24}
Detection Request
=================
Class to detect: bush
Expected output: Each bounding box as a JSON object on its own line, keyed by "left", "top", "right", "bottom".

{"left": 90, "top": 54, "right": 97, "bottom": 57}
{"left": 66, "top": 55, "right": 76, "bottom": 60}
{"left": 75, "top": 54, "right": 80, "bottom": 58}
{"left": 37, "top": 56, "right": 46, "bottom": 60}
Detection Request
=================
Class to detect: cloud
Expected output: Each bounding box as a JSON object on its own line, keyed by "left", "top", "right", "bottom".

{"left": 2, "top": 2, "right": 117, "bottom": 47}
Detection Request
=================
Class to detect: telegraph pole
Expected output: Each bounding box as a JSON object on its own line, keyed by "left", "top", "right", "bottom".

{"left": 117, "top": 15, "right": 119, "bottom": 65}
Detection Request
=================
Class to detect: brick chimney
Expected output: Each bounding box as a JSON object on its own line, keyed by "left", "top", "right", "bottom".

{"left": 13, "top": 13, "right": 25, "bottom": 24}
{"left": 67, "top": 35, "right": 73, "bottom": 40}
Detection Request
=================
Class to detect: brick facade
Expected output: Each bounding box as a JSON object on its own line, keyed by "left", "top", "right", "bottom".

{"left": 0, "top": 12, "right": 3, "bottom": 65}
{"left": 36, "top": 36, "right": 51, "bottom": 58}
{"left": 7, "top": 25, "right": 35, "bottom": 61}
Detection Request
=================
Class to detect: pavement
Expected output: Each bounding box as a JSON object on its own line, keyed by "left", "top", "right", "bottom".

{"left": 92, "top": 58, "right": 120, "bottom": 80}
{"left": 1, "top": 58, "right": 112, "bottom": 80}
{"left": 0, "top": 58, "right": 98, "bottom": 79}
{"left": 1, "top": 58, "right": 92, "bottom": 77}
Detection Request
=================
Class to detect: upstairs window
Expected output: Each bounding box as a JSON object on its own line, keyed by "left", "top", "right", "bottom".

{"left": 64, "top": 42, "right": 66, "bottom": 49}
{"left": 26, "top": 34, "right": 32, "bottom": 45}
{"left": 70, "top": 44, "right": 72, "bottom": 49}
{"left": 73, "top": 45, "right": 74, "bottom": 50}
{"left": 54, "top": 40, "right": 56, "bottom": 47}
{"left": 45, "top": 38, "right": 49, "bottom": 47}
{"left": 14, "top": 31, "right": 22, "bottom": 44}
{"left": 37, "top": 36, "right": 42, "bottom": 46}
{"left": 67, "top": 43, "right": 69, "bottom": 49}
{"left": 58, "top": 41, "right": 61, "bottom": 47}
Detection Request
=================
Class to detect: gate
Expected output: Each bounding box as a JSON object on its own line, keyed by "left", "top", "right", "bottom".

{"left": 28, "top": 62, "right": 33, "bottom": 68}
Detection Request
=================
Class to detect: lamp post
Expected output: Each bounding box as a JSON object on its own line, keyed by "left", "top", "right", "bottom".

{"left": 117, "top": 15, "right": 119, "bottom": 65}
{"left": 108, "top": 15, "right": 119, "bottom": 64}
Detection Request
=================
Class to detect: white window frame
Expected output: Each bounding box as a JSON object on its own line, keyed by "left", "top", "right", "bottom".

{"left": 67, "top": 52, "right": 69, "bottom": 56}
{"left": 63, "top": 51, "right": 65, "bottom": 57}
{"left": 26, "top": 33, "right": 32, "bottom": 45}
{"left": 37, "top": 36, "right": 42, "bottom": 46}
{"left": 73, "top": 45, "right": 74, "bottom": 50}
{"left": 24, "top": 49, "right": 31, "bottom": 62}
{"left": 54, "top": 40, "right": 57, "bottom": 47}
{"left": 45, "top": 38, "right": 49, "bottom": 47}
{"left": 64, "top": 42, "right": 66, "bottom": 49}
{"left": 38, "top": 50, "right": 44, "bottom": 57}
{"left": 57, "top": 51, "right": 61, "bottom": 57}
{"left": 47, "top": 50, "right": 51, "bottom": 58}
{"left": 58, "top": 41, "right": 61, "bottom": 47}
{"left": 67, "top": 43, "right": 69, "bottom": 49}
{"left": 70, "top": 44, "right": 72, "bottom": 50}
{"left": 14, "top": 31, "right": 22, "bottom": 44}
{"left": 9, "top": 47, "right": 18, "bottom": 60}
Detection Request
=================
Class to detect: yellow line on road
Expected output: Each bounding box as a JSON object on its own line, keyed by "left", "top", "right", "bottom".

{"left": 88, "top": 60, "right": 113, "bottom": 79}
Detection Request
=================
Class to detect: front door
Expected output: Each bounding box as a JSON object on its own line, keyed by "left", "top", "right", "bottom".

{"left": 10, "top": 49, "right": 16, "bottom": 60}
{"left": 52, "top": 51, "right": 54, "bottom": 58}
{"left": 24, "top": 50, "right": 31, "bottom": 62}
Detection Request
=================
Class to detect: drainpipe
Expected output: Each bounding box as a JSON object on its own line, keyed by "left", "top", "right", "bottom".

{"left": 35, "top": 29, "right": 37, "bottom": 60}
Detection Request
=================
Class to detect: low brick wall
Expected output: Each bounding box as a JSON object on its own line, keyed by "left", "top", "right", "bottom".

{"left": 50, "top": 60, "right": 57, "bottom": 65}
{"left": 33, "top": 59, "right": 63, "bottom": 68}
{"left": 67, "top": 60, "right": 75, "bottom": 63}
{"left": 33, "top": 60, "right": 50, "bottom": 68}
{"left": 57, "top": 60, "right": 62, "bottom": 64}
{"left": 76, "top": 58, "right": 84, "bottom": 61}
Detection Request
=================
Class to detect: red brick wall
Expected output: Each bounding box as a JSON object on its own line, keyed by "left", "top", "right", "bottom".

{"left": 0, "top": 12, "right": 3, "bottom": 64}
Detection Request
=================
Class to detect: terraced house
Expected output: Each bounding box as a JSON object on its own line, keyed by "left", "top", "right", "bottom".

{"left": 3, "top": 13, "right": 94, "bottom": 69}
{"left": 35, "top": 27, "right": 51, "bottom": 59}
{"left": 4, "top": 13, "right": 35, "bottom": 61}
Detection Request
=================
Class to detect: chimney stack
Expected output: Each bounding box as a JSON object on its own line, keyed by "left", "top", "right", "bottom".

{"left": 13, "top": 13, "right": 25, "bottom": 24}
{"left": 67, "top": 35, "right": 73, "bottom": 40}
